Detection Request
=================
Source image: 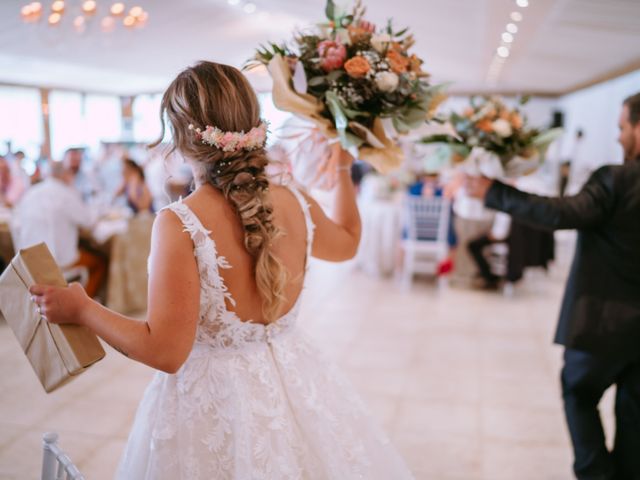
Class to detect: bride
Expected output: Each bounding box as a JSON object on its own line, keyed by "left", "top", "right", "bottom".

{"left": 30, "top": 61, "right": 414, "bottom": 479}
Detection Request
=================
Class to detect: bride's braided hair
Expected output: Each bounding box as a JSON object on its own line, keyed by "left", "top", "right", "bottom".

{"left": 151, "top": 61, "right": 287, "bottom": 322}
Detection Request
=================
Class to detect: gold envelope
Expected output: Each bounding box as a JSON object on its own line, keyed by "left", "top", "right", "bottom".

{"left": 0, "top": 243, "right": 105, "bottom": 393}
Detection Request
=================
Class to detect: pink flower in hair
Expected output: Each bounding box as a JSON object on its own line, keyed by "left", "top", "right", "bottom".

{"left": 193, "top": 120, "right": 268, "bottom": 152}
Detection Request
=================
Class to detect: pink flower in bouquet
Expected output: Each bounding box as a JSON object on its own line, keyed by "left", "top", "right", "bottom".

{"left": 317, "top": 40, "right": 347, "bottom": 72}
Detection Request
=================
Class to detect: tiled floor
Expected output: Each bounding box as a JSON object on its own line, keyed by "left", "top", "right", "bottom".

{"left": 0, "top": 238, "right": 617, "bottom": 479}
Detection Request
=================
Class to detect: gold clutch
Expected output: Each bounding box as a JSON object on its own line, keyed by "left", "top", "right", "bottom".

{"left": 0, "top": 243, "right": 105, "bottom": 393}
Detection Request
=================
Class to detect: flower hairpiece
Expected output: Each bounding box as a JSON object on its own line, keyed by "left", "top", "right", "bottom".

{"left": 188, "top": 121, "right": 268, "bottom": 152}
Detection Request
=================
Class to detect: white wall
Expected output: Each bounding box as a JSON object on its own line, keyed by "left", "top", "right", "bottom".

{"left": 556, "top": 69, "right": 640, "bottom": 169}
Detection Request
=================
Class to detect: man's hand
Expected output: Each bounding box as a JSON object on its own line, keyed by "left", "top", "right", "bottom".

{"left": 463, "top": 174, "right": 493, "bottom": 200}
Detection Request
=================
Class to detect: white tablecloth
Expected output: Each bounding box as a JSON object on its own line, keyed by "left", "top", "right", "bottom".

{"left": 355, "top": 196, "right": 403, "bottom": 277}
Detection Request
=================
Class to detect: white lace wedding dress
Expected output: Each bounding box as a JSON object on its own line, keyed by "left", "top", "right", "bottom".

{"left": 116, "top": 186, "right": 414, "bottom": 479}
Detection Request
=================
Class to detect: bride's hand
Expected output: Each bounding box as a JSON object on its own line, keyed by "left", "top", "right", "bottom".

{"left": 29, "top": 283, "right": 92, "bottom": 325}
{"left": 330, "top": 142, "right": 355, "bottom": 169}
{"left": 315, "top": 142, "right": 354, "bottom": 188}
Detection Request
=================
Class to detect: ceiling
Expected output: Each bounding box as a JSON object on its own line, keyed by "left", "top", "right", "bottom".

{"left": 0, "top": 0, "right": 638, "bottom": 96}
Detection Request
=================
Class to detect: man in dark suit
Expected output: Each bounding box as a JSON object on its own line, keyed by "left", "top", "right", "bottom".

{"left": 465, "top": 92, "right": 640, "bottom": 480}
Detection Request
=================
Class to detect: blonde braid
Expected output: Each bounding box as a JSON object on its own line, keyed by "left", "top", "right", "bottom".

{"left": 201, "top": 148, "right": 287, "bottom": 321}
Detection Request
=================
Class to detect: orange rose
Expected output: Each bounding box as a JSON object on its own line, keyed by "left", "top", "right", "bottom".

{"left": 344, "top": 56, "right": 371, "bottom": 78}
{"left": 386, "top": 50, "right": 409, "bottom": 74}
{"left": 510, "top": 112, "right": 523, "bottom": 129}
{"left": 499, "top": 109, "right": 510, "bottom": 120}
{"left": 408, "top": 54, "right": 423, "bottom": 73}
{"left": 463, "top": 107, "right": 474, "bottom": 118}
{"left": 476, "top": 118, "right": 494, "bottom": 133}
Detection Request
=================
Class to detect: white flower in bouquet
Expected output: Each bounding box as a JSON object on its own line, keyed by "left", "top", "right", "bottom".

{"left": 375, "top": 71, "right": 399, "bottom": 92}
{"left": 370, "top": 33, "right": 392, "bottom": 53}
{"left": 492, "top": 118, "right": 513, "bottom": 137}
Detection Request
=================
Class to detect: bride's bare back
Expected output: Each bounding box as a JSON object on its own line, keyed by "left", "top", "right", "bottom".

{"left": 183, "top": 183, "right": 309, "bottom": 325}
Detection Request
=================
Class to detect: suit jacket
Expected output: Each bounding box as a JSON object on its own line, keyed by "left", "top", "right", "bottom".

{"left": 485, "top": 160, "right": 640, "bottom": 355}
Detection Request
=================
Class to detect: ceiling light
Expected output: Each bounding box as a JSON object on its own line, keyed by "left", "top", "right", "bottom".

{"left": 82, "top": 0, "right": 97, "bottom": 15}
{"left": 123, "top": 15, "right": 136, "bottom": 27}
{"left": 30, "top": 2, "right": 42, "bottom": 13}
{"left": 110, "top": 2, "right": 125, "bottom": 15}
{"left": 516, "top": 0, "right": 528, "bottom": 7}
{"left": 129, "top": 6, "right": 143, "bottom": 17}
{"left": 506, "top": 23, "right": 518, "bottom": 33}
{"left": 73, "top": 15, "right": 86, "bottom": 32}
{"left": 101, "top": 15, "right": 116, "bottom": 31}
{"left": 21, "top": 5, "right": 33, "bottom": 17}
{"left": 502, "top": 32, "right": 514, "bottom": 43}
{"left": 48, "top": 12, "right": 61, "bottom": 24}
{"left": 51, "top": 1, "right": 65, "bottom": 13}
{"left": 228, "top": 0, "right": 240, "bottom": 5}
{"left": 497, "top": 46, "right": 510, "bottom": 58}
{"left": 243, "top": 3, "right": 256, "bottom": 13}
{"left": 510, "top": 11, "right": 523, "bottom": 21}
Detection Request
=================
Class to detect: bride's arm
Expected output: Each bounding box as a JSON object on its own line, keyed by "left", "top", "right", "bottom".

{"left": 30, "top": 210, "right": 200, "bottom": 373}
{"left": 301, "top": 144, "right": 361, "bottom": 261}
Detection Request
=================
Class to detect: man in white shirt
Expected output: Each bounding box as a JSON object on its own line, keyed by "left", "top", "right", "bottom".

{"left": 14, "top": 161, "right": 106, "bottom": 297}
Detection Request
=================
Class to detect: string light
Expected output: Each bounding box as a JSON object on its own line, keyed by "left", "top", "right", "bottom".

{"left": 487, "top": 3, "right": 527, "bottom": 85}
{"left": 20, "top": 1, "right": 149, "bottom": 32}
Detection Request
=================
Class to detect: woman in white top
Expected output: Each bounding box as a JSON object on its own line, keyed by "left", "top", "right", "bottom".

{"left": 30, "top": 61, "right": 414, "bottom": 479}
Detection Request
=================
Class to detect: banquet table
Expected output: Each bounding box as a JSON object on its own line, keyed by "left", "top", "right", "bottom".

{"left": 354, "top": 194, "right": 403, "bottom": 277}
{"left": 85, "top": 209, "right": 153, "bottom": 314}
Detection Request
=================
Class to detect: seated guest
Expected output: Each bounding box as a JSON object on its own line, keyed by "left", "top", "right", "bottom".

{"left": 114, "top": 158, "right": 154, "bottom": 214}
{"left": 467, "top": 211, "right": 511, "bottom": 289}
{"left": 0, "top": 154, "right": 27, "bottom": 207}
{"left": 63, "top": 147, "right": 95, "bottom": 200}
{"left": 13, "top": 161, "right": 106, "bottom": 298}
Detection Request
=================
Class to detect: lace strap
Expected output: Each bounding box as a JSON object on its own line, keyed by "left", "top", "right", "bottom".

{"left": 285, "top": 183, "right": 315, "bottom": 260}
{"left": 162, "top": 200, "right": 212, "bottom": 247}
{"left": 162, "top": 200, "right": 236, "bottom": 311}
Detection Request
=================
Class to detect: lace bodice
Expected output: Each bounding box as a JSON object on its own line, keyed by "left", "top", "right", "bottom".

{"left": 163, "top": 184, "right": 315, "bottom": 351}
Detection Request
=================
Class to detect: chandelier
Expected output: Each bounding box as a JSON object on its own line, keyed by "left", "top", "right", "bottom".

{"left": 20, "top": 1, "right": 149, "bottom": 33}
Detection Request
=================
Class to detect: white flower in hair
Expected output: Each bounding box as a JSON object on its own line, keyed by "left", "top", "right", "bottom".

{"left": 189, "top": 121, "right": 268, "bottom": 152}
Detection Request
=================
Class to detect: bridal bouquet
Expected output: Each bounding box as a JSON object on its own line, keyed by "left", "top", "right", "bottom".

{"left": 246, "top": 0, "right": 445, "bottom": 173}
{"left": 421, "top": 96, "right": 562, "bottom": 177}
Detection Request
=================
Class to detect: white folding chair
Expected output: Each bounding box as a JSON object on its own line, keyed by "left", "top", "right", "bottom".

{"left": 41, "top": 432, "right": 85, "bottom": 480}
{"left": 399, "top": 195, "right": 451, "bottom": 288}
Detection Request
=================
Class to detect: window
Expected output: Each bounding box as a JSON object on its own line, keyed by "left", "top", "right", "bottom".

{"left": 0, "top": 86, "right": 44, "bottom": 161}
{"left": 49, "top": 91, "right": 121, "bottom": 160}
{"left": 133, "top": 94, "right": 164, "bottom": 143}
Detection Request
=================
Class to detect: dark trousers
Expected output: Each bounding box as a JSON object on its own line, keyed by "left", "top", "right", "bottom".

{"left": 562, "top": 348, "right": 640, "bottom": 480}
{"left": 467, "top": 234, "right": 500, "bottom": 282}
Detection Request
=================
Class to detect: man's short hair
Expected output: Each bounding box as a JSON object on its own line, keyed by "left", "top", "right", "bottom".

{"left": 623, "top": 92, "right": 640, "bottom": 125}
